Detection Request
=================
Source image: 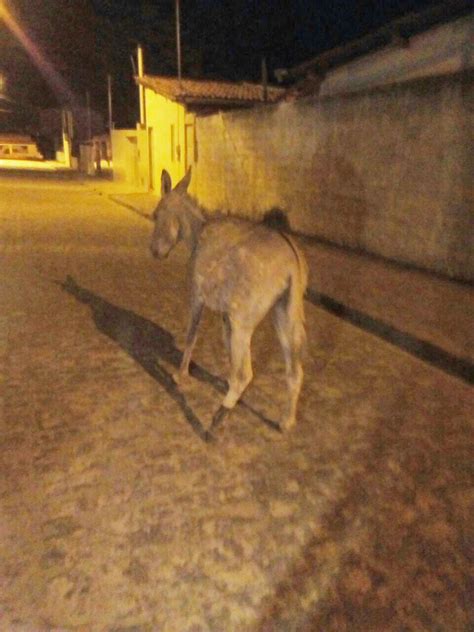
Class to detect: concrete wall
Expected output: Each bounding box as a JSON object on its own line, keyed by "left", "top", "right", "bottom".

{"left": 111, "top": 128, "right": 146, "bottom": 189}
{"left": 193, "top": 71, "right": 473, "bottom": 280}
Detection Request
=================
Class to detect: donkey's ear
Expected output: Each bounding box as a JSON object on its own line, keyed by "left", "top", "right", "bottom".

{"left": 174, "top": 167, "right": 192, "bottom": 194}
{"left": 161, "top": 170, "right": 172, "bottom": 197}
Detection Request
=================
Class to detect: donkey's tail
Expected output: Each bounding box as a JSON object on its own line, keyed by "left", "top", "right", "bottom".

{"left": 285, "top": 235, "right": 308, "bottom": 352}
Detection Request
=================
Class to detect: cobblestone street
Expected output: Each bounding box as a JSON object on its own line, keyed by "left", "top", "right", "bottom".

{"left": 1, "top": 173, "right": 473, "bottom": 631}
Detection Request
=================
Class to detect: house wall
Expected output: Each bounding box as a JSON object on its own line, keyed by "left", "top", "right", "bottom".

{"left": 192, "top": 70, "right": 473, "bottom": 280}
{"left": 318, "top": 14, "right": 473, "bottom": 97}
{"left": 143, "top": 90, "right": 195, "bottom": 190}
{"left": 0, "top": 139, "right": 43, "bottom": 160}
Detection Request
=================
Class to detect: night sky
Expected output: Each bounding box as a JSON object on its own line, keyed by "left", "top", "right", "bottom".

{"left": 1, "top": 0, "right": 439, "bottom": 127}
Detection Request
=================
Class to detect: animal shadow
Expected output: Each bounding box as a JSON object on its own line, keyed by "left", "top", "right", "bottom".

{"left": 58, "top": 276, "right": 279, "bottom": 440}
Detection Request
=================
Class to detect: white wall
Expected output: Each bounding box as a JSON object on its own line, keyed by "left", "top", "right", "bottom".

{"left": 319, "top": 14, "right": 473, "bottom": 97}
{"left": 144, "top": 90, "right": 194, "bottom": 191}
{"left": 111, "top": 129, "right": 141, "bottom": 188}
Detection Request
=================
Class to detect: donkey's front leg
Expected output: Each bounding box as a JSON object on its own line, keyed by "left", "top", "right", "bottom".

{"left": 175, "top": 299, "right": 204, "bottom": 383}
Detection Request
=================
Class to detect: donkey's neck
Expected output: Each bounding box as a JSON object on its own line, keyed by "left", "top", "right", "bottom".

{"left": 178, "top": 194, "right": 205, "bottom": 252}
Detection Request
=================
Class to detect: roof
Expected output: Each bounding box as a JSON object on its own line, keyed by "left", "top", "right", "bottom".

{"left": 277, "top": 0, "right": 472, "bottom": 82}
{"left": 0, "top": 134, "right": 36, "bottom": 144}
{"left": 136, "top": 75, "right": 285, "bottom": 106}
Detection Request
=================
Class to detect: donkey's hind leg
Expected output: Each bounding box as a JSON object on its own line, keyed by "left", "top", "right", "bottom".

{"left": 211, "top": 322, "right": 253, "bottom": 431}
{"left": 223, "top": 323, "right": 253, "bottom": 408}
{"left": 272, "top": 299, "right": 304, "bottom": 431}
{"left": 175, "top": 299, "right": 204, "bottom": 383}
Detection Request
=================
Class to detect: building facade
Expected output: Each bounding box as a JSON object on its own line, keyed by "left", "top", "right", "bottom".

{"left": 111, "top": 75, "right": 284, "bottom": 192}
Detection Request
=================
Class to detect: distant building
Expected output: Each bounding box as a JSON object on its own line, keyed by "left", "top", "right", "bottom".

{"left": 0, "top": 133, "right": 43, "bottom": 161}
{"left": 39, "top": 106, "right": 105, "bottom": 152}
{"left": 78, "top": 133, "right": 112, "bottom": 176}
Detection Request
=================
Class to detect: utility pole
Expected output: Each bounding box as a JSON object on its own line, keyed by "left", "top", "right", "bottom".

{"left": 61, "top": 108, "right": 73, "bottom": 168}
{"left": 107, "top": 74, "right": 113, "bottom": 132}
{"left": 261, "top": 57, "right": 268, "bottom": 102}
{"left": 137, "top": 44, "right": 146, "bottom": 127}
{"left": 86, "top": 90, "right": 92, "bottom": 140}
{"left": 175, "top": 0, "right": 182, "bottom": 83}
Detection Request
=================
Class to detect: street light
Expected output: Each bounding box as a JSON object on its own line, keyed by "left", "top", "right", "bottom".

{"left": 0, "top": 0, "right": 8, "bottom": 19}
{"left": 0, "top": 0, "right": 7, "bottom": 96}
{"left": 0, "top": 0, "right": 74, "bottom": 103}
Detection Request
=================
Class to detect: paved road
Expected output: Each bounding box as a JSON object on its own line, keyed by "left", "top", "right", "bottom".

{"left": 1, "top": 172, "right": 472, "bottom": 631}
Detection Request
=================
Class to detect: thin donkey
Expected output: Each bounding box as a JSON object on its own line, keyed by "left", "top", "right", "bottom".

{"left": 150, "top": 168, "right": 308, "bottom": 433}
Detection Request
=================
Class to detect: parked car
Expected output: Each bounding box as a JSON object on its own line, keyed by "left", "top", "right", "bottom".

{"left": 0, "top": 134, "right": 44, "bottom": 160}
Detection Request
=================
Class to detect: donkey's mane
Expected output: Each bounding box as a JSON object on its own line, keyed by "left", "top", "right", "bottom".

{"left": 188, "top": 196, "right": 291, "bottom": 233}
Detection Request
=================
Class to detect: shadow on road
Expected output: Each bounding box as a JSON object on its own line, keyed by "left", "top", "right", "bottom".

{"left": 58, "top": 276, "right": 280, "bottom": 441}
{"left": 305, "top": 288, "right": 473, "bottom": 384}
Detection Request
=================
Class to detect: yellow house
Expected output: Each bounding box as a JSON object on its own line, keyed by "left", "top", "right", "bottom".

{"left": 134, "top": 75, "right": 284, "bottom": 192}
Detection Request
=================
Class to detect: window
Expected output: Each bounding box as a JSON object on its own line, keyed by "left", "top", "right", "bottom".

{"left": 12, "top": 145, "right": 29, "bottom": 154}
{"left": 0, "top": 145, "right": 11, "bottom": 155}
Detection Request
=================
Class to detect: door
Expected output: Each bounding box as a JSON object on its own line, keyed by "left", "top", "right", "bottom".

{"left": 148, "top": 127, "right": 155, "bottom": 190}
{"left": 184, "top": 123, "right": 195, "bottom": 172}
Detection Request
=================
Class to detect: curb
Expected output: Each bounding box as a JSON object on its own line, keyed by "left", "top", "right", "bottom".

{"left": 108, "top": 194, "right": 153, "bottom": 221}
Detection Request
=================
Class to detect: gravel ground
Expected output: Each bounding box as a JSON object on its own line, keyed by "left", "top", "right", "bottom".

{"left": 1, "top": 173, "right": 472, "bottom": 631}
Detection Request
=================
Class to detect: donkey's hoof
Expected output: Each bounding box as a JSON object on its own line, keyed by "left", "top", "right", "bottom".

{"left": 173, "top": 369, "right": 190, "bottom": 385}
{"left": 279, "top": 418, "right": 296, "bottom": 433}
{"left": 203, "top": 430, "right": 216, "bottom": 444}
{"left": 210, "top": 405, "right": 230, "bottom": 432}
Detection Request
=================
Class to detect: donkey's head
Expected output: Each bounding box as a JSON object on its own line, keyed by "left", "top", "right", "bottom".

{"left": 150, "top": 168, "right": 192, "bottom": 258}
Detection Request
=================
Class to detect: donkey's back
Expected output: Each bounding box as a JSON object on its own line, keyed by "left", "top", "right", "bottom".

{"left": 193, "top": 217, "right": 303, "bottom": 320}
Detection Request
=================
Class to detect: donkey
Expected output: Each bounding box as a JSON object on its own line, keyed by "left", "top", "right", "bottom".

{"left": 150, "top": 168, "right": 308, "bottom": 433}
